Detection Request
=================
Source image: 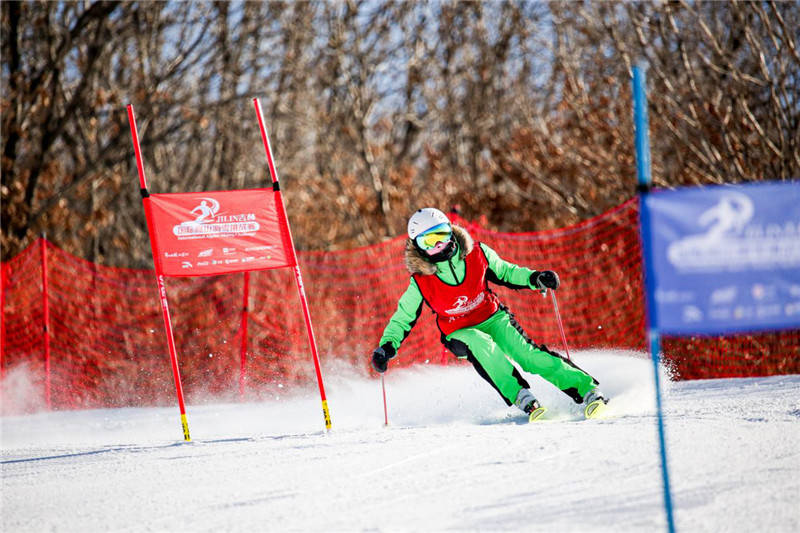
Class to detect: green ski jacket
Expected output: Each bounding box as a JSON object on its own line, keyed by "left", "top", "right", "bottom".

{"left": 379, "top": 225, "right": 541, "bottom": 351}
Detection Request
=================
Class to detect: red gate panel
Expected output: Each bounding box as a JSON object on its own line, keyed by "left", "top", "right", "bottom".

{"left": 147, "top": 189, "right": 293, "bottom": 277}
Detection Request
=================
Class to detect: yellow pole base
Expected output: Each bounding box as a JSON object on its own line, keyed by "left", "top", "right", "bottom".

{"left": 180, "top": 413, "right": 192, "bottom": 442}
{"left": 321, "top": 400, "right": 332, "bottom": 430}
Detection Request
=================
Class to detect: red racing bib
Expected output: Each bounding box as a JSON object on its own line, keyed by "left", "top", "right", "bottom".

{"left": 413, "top": 245, "right": 500, "bottom": 336}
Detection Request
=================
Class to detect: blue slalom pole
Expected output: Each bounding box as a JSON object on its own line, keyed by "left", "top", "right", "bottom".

{"left": 639, "top": 194, "right": 676, "bottom": 533}
{"left": 634, "top": 64, "right": 676, "bottom": 533}
{"left": 633, "top": 66, "right": 652, "bottom": 188}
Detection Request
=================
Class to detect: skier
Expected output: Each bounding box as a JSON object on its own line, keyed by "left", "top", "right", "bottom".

{"left": 371, "top": 208, "right": 608, "bottom": 420}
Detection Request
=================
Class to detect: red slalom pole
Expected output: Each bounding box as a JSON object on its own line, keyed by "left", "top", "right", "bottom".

{"left": 381, "top": 374, "right": 389, "bottom": 426}
{"left": 550, "top": 290, "right": 572, "bottom": 360}
{"left": 253, "top": 98, "right": 332, "bottom": 431}
{"left": 40, "top": 235, "right": 52, "bottom": 408}
{"left": 239, "top": 271, "right": 250, "bottom": 400}
{"left": 127, "top": 104, "right": 191, "bottom": 442}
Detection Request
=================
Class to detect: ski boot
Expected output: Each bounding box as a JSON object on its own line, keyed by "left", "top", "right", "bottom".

{"left": 515, "top": 388, "right": 547, "bottom": 422}
{"left": 583, "top": 388, "right": 609, "bottom": 419}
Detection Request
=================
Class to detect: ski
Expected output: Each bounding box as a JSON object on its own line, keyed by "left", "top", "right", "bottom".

{"left": 584, "top": 399, "right": 609, "bottom": 419}
{"left": 528, "top": 406, "right": 547, "bottom": 422}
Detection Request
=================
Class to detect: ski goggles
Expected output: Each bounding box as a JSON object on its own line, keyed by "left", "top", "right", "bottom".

{"left": 415, "top": 223, "right": 452, "bottom": 250}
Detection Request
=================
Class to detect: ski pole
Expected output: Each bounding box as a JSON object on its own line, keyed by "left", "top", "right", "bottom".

{"left": 549, "top": 290, "right": 572, "bottom": 360}
{"left": 381, "top": 374, "right": 389, "bottom": 426}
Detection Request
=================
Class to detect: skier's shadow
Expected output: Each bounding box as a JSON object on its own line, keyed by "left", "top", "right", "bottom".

{"left": 475, "top": 415, "right": 530, "bottom": 426}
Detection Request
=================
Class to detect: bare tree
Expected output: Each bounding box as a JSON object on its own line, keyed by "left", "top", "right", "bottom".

{"left": 2, "top": 1, "right": 797, "bottom": 264}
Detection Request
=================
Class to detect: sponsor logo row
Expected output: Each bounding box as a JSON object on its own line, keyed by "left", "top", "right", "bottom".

{"left": 163, "top": 246, "right": 277, "bottom": 270}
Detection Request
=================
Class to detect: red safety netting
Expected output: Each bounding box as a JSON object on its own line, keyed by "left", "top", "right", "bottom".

{"left": 2, "top": 199, "right": 798, "bottom": 414}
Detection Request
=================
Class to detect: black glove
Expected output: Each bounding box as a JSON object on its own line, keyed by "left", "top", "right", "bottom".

{"left": 371, "top": 344, "right": 396, "bottom": 373}
{"left": 532, "top": 270, "right": 560, "bottom": 290}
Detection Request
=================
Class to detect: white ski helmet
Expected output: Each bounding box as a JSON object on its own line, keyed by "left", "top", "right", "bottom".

{"left": 407, "top": 208, "right": 451, "bottom": 239}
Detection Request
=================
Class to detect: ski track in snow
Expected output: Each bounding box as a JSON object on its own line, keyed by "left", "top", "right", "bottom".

{"left": 2, "top": 350, "right": 799, "bottom": 532}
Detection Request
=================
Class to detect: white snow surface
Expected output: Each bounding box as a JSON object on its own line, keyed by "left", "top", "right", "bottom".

{"left": 2, "top": 350, "right": 799, "bottom": 532}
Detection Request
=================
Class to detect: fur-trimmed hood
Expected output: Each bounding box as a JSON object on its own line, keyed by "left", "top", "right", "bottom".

{"left": 404, "top": 224, "right": 474, "bottom": 275}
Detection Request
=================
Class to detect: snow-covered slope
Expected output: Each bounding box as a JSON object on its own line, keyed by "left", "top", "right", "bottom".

{"left": 2, "top": 351, "right": 799, "bottom": 532}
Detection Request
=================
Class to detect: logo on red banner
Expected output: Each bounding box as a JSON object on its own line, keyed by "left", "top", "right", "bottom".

{"left": 170, "top": 197, "right": 262, "bottom": 238}
{"left": 146, "top": 189, "right": 292, "bottom": 276}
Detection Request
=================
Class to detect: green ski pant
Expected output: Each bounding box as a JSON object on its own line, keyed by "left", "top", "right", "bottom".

{"left": 444, "top": 310, "right": 598, "bottom": 406}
